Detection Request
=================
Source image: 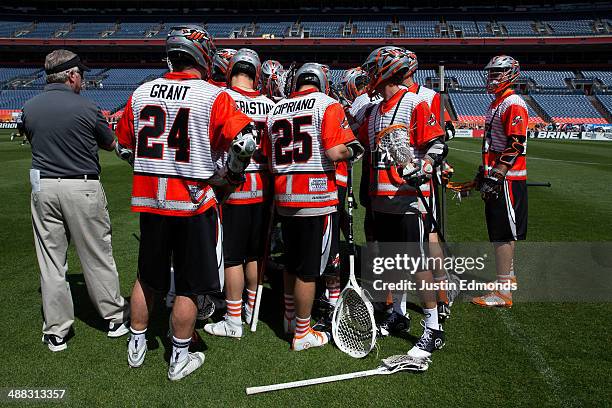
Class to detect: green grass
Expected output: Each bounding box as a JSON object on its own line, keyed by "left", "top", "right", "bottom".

{"left": 0, "top": 131, "right": 610, "bottom": 407}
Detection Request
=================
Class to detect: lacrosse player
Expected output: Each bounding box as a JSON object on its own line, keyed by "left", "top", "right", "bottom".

{"left": 209, "top": 48, "right": 237, "bottom": 87}
{"left": 359, "top": 47, "right": 447, "bottom": 359}
{"left": 203, "top": 48, "right": 275, "bottom": 338}
{"left": 472, "top": 55, "right": 528, "bottom": 308}
{"left": 261, "top": 60, "right": 285, "bottom": 102}
{"left": 264, "top": 63, "right": 362, "bottom": 351}
{"left": 400, "top": 49, "right": 454, "bottom": 321}
{"left": 115, "top": 25, "right": 256, "bottom": 380}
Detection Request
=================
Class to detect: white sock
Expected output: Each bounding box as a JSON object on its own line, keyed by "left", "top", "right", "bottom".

{"left": 171, "top": 336, "right": 191, "bottom": 364}
{"left": 423, "top": 307, "right": 439, "bottom": 330}
{"left": 246, "top": 289, "right": 256, "bottom": 314}
{"left": 226, "top": 299, "right": 242, "bottom": 324}
{"left": 326, "top": 282, "right": 341, "bottom": 307}
{"left": 129, "top": 327, "right": 146, "bottom": 350}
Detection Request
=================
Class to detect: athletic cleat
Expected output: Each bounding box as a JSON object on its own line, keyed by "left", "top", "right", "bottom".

{"left": 127, "top": 335, "right": 147, "bottom": 368}
{"left": 472, "top": 290, "right": 513, "bottom": 308}
{"left": 203, "top": 317, "right": 242, "bottom": 338}
{"left": 312, "top": 314, "right": 332, "bottom": 333}
{"left": 168, "top": 352, "right": 205, "bottom": 381}
{"left": 283, "top": 316, "right": 296, "bottom": 335}
{"left": 437, "top": 302, "right": 451, "bottom": 323}
{"left": 407, "top": 321, "right": 445, "bottom": 359}
{"left": 292, "top": 328, "right": 329, "bottom": 351}
{"left": 378, "top": 311, "right": 411, "bottom": 337}
{"left": 108, "top": 320, "right": 130, "bottom": 338}
{"left": 42, "top": 334, "right": 67, "bottom": 352}
{"left": 196, "top": 295, "right": 216, "bottom": 321}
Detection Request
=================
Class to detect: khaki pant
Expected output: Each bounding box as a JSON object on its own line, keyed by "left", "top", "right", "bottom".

{"left": 31, "top": 178, "right": 127, "bottom": 338}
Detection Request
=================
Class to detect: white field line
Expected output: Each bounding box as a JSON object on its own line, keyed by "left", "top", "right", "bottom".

{"left": 450, "top": 147, "right": 612, "bottom": 166}
{"left": 498, "top": 310, "right": 570, "bottom": 407}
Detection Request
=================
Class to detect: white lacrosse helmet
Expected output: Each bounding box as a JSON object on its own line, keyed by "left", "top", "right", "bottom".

{"left": 484, "top": 55, "right": 520, "bottom": 94}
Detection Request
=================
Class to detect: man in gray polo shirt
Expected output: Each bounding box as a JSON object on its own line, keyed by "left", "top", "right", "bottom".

{"left": 19, "top": 49, "right": 129, "bottom": 352}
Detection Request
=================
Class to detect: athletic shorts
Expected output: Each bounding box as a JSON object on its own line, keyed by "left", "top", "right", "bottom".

{"left": 422, "top": 178, "right": 439, "bottom": 234}
{"left": 485, "top": 179, "right": 528, "bottom": 242}
{"left": 138, "top": 208, "right": 223, "bottom": 296}
{"left": 280, "top": 212, "right": 339, "bottom": 280}
{"left": 222, "top": 202, "right": 267, "bottom": 267}
{"left": 372, "top": 211, "right": 429, "bottom": 273}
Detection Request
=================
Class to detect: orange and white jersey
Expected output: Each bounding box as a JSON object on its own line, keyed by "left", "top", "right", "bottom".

{"left": 349, "top": 92, "right": 382, "bottom": 132}
{"left": 224, "top": 87, "right": 275, "bottom": 204}
{"left": 335, "top": 161, "right": 348, "bottom": 188}
{"left": 358, "top": 88, "right": 444, "bottom": 213}
{"left": 116, "top": 71, "right": 251, "bottom": 216}
{"left": 406, "top": 83, "right": 451, "bottom": 124}
{"left": 264, "top": 88, "right": 355, "bottom": 214}
{"left": 483, "top": 89, "right": 528, "bottom": 180}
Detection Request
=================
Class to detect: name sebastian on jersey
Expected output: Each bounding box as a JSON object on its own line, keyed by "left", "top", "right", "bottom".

{"left": 236, "top": 100, "right": 272, "bottom": 116}
{"left": 272, "top": 98, "right": 316, "bottom": 115}
{"left": 149, "top": 84, "right": 190, "bottom": 100}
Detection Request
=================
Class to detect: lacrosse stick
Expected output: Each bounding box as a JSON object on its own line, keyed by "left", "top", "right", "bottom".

{"left": 331, "top": 160, "right": 377, "bottom": 358}
{"left": 246, "top": 354, "right": 429, "bottom": 395}
{"left": 438, "top": 63, "right": 448, "bottom": 237}
{"left": 250, "top": 200, "right": 276, "bottom": 332}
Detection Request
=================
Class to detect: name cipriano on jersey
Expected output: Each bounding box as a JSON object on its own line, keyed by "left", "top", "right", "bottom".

{"left": 272, "top": 97, "right": 316, "bottom": 115}
{"left": 149, "top": 84, "right": 191, "bottom": 100}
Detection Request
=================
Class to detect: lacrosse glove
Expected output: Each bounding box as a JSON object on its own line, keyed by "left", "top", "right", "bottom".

{"left": 403, "top": 158, "right": 434, "bottom": 187}
{"left": 480, "top": 167, "right": 505, "bottom": 201}
{"left": 115, "top": 142, "right": 134, "bottom": 167}
{"left": 346, "top": 139, "right": 365, "bottom": 162}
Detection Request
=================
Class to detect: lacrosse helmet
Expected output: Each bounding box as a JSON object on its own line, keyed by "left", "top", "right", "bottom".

{"left": 211, "top": 48, "right": 237, "bottom": 82}
{"left": 227, "top": 48, "right": 262, "bottom": 85}
{"left": 362, "top": 46, "right": 410, "bottom": 95}
{"left": 292, "top": 62, "right": 329, "bottom": 95}
{"left": 261, "top": 60, "right": 284, "bottom": 96}
{"left": 341, "top": 67, "right": 369, "bottom": 102}
{"left": 166, "top": 25, "right": 216, "bottom": 75}
{"left": 401, "top": 49, "right": 419, "bottom": 78}
{"left": 484, "top": 55, "right": 520, "bottom": 94}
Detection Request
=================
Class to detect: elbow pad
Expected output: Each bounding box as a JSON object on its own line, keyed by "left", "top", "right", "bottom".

{"left": 499, "top": 135, "right": 526, "bottom": 167}
{"left": 424, "top": 138, "right": 448, "bottom": 166}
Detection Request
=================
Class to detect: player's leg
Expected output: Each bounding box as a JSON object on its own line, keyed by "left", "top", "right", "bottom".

{"left": 168, "top": 207, "right": 222, "bottom": 380}
{"left": 128, "top": 212, "right": 172, "bottom": 368}
{"left": 373, "top": 211, "right": 411, "bottom": 336}
{"left": 429, "top": 232, "right": 450, "bottom": 321}
{"left": 204, "top": 203, "right": 248, "bottom": 338}
{"left": 406, "top": 214, "right": 445, "bottom": 359}
{"left": 473, "top": 179, "right": 527, "bottom": 307}
{"left": 282, "top": 214, "right": 332, "bottom": 351}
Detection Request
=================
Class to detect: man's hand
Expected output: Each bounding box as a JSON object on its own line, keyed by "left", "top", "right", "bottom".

{"left": 115, "top": 142, "right": 134, "bottom": 167}
{"left": 480, "top": 167, "right": 505, "bottom": 201}
{"left": 402, "top": 158, "right": 434, "bottom": 187}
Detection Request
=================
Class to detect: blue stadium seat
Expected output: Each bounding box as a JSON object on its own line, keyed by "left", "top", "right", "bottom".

{"left": 531, "top": 93, "right": 604, "bottom": 122}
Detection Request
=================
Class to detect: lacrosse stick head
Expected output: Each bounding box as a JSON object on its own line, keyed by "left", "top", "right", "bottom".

{"left": 375, "top": 124, "right": 415, "bottom": 168}
{"left": 332, "top": 287, "right": 377, "bottom": 358}
{"left": 380, "top": 354, "right": 430, "bottom": 373}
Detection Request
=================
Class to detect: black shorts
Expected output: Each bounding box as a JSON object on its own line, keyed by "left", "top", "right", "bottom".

{"left": 372, "top": 211, "right": 429, "bottom": 272}
{"left": 222, "top": 202, "right": 267, "bottom": 267}
{"left": 138, "top": 208, "right": 223, "bottom": 296}
{"left": 485, "top": 179, "right": 528, "bottom": 242}
{"left": 421, "top": 179, "right": 439, "bottom": 235}
{"left": 280, "top": 212, "right": 339, "bottom": 280}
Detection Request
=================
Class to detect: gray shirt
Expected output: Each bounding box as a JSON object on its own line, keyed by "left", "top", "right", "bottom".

{"left": 19, "top": 83, "right": 115, "bottom": 177}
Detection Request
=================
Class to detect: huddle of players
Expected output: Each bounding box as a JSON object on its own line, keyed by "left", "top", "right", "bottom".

{"left": 116, "top": 24, "right": 527, "bottom": 381}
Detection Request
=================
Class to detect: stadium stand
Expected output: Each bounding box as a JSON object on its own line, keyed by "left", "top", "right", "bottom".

{"left": 521, "top": 70, "right": 575, "bottom": 88}
{"left": 595, "top": 94, "right": 612, "bottom": 115}
{"left": 531, "top": 93, "right": 608, "bottom": 124}
{"left": 582, "top": 71, "right": 612, "bottom": 87}
{"left": 449, "top": 92, "right": 545, "bottom": 124}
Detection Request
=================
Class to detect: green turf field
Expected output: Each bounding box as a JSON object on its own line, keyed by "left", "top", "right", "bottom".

{"left": 0, "top": 130, "right": 610, "bottom": 407}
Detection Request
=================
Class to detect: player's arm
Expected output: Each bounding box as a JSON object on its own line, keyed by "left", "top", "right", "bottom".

{"left": 114, "top": 95, "right": 136, "bottom": 165}
{"left": 208, "top": 91, "right": 257, "bottom": 186}
{"left": 322, "top": 103, "right": 364, "bottom": 162}
{"left": 481, "top": 104, "right": 529, "bottom": 200}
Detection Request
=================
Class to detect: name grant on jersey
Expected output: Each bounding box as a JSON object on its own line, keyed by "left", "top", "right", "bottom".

{"left": 272, "top": 98, "right": 316, "bottom": 115}
{"left": 235, "top": 100, "right": 272, "bottom": 116}
{"left": 149, "top": 84, "right": 191, "bottom": 100}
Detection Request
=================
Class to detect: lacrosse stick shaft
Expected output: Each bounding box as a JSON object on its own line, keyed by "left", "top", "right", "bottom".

{"left": 438, "top": 62, "right": 447, "bottom": 238}
{"left": 246, "top": 368, "right": 381, "bottom": 395}
{"left": 250, "top": 201, "right": 275, "bottom": 332}
{"left": 346, "top": 160, "right": 358, "bottom": 285}
{"left": 527, "top": 182, "right": 551, "bottom": 187}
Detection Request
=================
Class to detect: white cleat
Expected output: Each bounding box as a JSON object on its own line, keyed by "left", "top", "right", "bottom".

{"left": 292, "top": 329, "right": 329, "bottom": 351}
{"left": 203, "top": 317, "right": 243, "bottom": 338}
{"left": 168, "top": 352, "right": 205, "bottom": 381}
{"left": 127, "top": 336, "right": 147, "bottom": 368}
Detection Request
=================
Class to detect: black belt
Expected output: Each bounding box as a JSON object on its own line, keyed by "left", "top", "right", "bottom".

{"left": 41, "top": 174, "right": 99, "bottom": 180}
